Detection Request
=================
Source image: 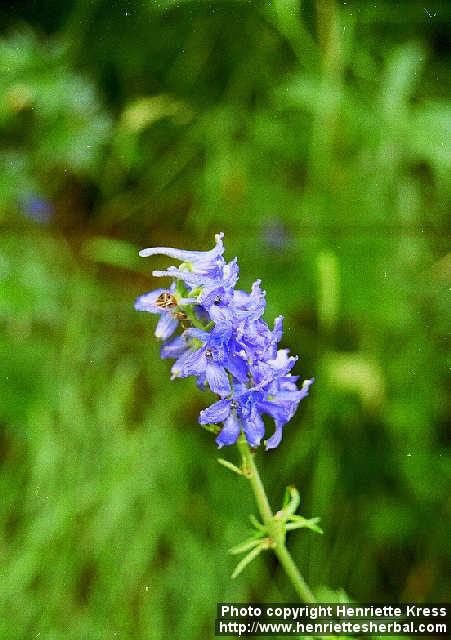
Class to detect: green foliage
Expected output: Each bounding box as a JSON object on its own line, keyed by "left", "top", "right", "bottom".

{"left": 0, "top": 31, "right": 111, "bottom": 212}
{"left": 0, "top": 1, "right": 450, "bottom": 638}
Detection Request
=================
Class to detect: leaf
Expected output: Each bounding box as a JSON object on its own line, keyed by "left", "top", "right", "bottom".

{"left": 281, "top": 485, "right": 300, "bottom": 517}
{"left": 217, "top": 457, "right": 243, "bottom": 476}
{"left": 229, "top": 536, "right": 264, "bottom": 556}
{"left": 231, "top": 543, "right": 266, "bottom": 579}
{"left": 286, "top": 516, "right": 323, "bottom": 534}
{"left": 249, "top": 514, "right": 266, "bottom": 532}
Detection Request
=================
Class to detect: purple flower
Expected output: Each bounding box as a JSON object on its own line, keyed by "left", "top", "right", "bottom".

{"left": 199, "top": 393, "right": 265, "bottom": 449}
{"left": 180, "top": 329, "right": 231, "bottom": 397}
{"left": 135, "top": 286, "right": 179, "bottom": 340}
{"left": 197, "top": 258, "right": 239, "bottom": 308}
{"left": 141, "top": 232, "right": 228, "bottom": 290}
{"left": 135, "top": 283, "right": 195, "bottom": 340}
{"left": 257, "top": 378, "right": 314, "bottom": 449}
{"left": 135, "top": 232, "right": 313, "bottom": 449}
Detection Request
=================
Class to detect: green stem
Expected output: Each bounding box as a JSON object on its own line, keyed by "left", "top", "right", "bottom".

{"left": 237, "top": 437, "right": 316, "bottom": 604}
{"left": 182, "top": 305, "right": 208, "bottom": 331}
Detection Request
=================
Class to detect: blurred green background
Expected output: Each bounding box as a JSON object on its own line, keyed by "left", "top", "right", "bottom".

{"left": 1, "top": 0, "right": 450, "bottom": 638}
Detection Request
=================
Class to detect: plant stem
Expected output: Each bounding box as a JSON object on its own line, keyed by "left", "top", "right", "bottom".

{"left": 237, "top": 437, "right": 316, "bottom": 604}
{"left": 182, "top": 305, "right": 208, "bottom": 331}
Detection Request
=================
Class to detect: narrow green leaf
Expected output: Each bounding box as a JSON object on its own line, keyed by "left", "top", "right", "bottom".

{"left": 229, "top": 536, "right": 264, "bottom": 556}
{"left": 231, "top": 543, "right": 266, "bottom": 579}
{"left": 286, "top": 516, "right": 323, "bottom": 534}
{"left": 217, "top": 457, "right": 243, "bottom": 476}
{"left": 282, "top": 485, "right": 300, "bottom": 517}
{"left": 249, "top": 514, "right": 266, "bottom": 531}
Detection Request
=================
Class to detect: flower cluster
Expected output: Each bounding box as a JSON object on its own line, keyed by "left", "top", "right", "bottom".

{"left": 135, "top": 233, "right": 313, "bottom": 449}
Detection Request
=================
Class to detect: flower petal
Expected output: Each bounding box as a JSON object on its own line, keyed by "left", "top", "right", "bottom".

{"left": 265, "top": 420, "right": 284, "bottom": 450}
{"left": 152, "top": 267, "right": 206, "bottom": 286}
{"left": 134, "top": 288, "right": 167, "bottom": 313}
{"left": 160, "top": 335, "right": 188, "bottom": 359}
{"left": 170, "top": 349, "right": 195, "bottom": 379}
{"left": 216, "top": 412, "right": 241, "bottom": 448}
{"left": 207, "top": 304, "right": 230, "bottom": 324}
{"left": 242, "top": 409, "right": 265, "bottom": 448}
{"left": 140, "top": 232, "right": 224, "bottom": 271}
{"left": 227, "top": 352, "right": 249, "bottom": 382}
{"left": 300, "top": 377, "right": 315, "bottom": 399}
{"left": 182, "top": 347, "right": 207, "bottom": 376}
{"left": 223, "top": 258, "right": 240, "bottom": 287}
{"left": 206, "top": 362, "right": 231, "bottom": 398}
{"left": 155, "top": 313, "right": 178, "bottom": 340}
{"left": 199, "top": 399, "right": 231, "bottom": 425}
{"left": 272, "top": 315, "right": 284, "bottom": 342}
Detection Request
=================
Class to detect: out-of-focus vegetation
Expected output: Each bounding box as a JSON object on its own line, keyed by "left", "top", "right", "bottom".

{"left": 0, "top": 1, "right": 450, "bottom": 638}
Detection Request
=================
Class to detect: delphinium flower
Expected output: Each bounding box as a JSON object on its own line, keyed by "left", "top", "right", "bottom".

{"left": 135, "top": 232, "right": 313, "bottom": 450}
{"left": 135, "top": 233, "right": 321, "bottom": 603}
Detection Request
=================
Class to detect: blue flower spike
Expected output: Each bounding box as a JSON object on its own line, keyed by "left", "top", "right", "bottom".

{"left": 135, "top": 233, "right": 313, "bottom": 449}
{"left": 136, "top": 233, "right": 322, "bottom": 593}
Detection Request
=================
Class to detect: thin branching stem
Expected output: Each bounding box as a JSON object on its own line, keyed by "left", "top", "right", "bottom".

{"left": 237, "top": 437, "right": 316, "bottom": 604}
